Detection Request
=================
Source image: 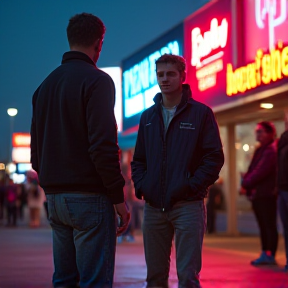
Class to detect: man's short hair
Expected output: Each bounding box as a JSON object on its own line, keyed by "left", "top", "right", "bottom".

{"left": 155, "top": 54, "right": 186, "bottom": 73}
{"left": 67, "top": 13, "right": 105, "bottom": 48}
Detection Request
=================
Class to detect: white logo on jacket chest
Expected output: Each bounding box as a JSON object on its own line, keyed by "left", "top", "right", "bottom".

{"left": 179, "top": 122, "right": 195, "bottom": 130}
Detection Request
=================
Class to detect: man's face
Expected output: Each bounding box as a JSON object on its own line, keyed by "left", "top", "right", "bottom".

{"left": 255, "top": 124, "right": 272, "bottom": 144}
{"left": 156, "top": 62, "right": 184, "bottom": 95}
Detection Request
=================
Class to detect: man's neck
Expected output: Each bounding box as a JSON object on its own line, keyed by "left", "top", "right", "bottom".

{"left": 162, "top": 92, "right": 182, "bottom": 108}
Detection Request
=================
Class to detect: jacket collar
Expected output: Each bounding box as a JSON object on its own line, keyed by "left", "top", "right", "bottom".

{"left": 62, "top": 51, "right": 96, "bottom": 67}
{"left": 153, "top": 84, "right": 193, "bottom": 107}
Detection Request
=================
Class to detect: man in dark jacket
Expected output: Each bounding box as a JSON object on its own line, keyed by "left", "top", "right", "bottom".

{"left": 30, "top": 13, "right": 130, "bottom": 288}
{"left": 131, "top": 54, "right": 224, "bottom": 288}
{"left": 277, "top": 127, "right": 288, "bottom": 272}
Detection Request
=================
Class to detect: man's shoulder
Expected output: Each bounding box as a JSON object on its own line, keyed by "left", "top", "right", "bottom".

{"left": 141, "top": 105, "right": 156, "bottom": 117}
{"left": 188, "top": 98, "right": 210, "bottom": 110}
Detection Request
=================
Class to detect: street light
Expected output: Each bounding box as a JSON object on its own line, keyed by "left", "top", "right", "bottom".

{"left": 7, "top": 108, "right": 18, "bottom": 162}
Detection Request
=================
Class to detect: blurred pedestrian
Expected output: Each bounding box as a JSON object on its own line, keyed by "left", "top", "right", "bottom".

{"left": 0, "top": 175, "right": 5, "bottom": 225}
{"left": 17, "top": 183, "right": 27, "bottom": 220}
{"left": 30, "top": 12, "right": 130, "bottom": 288}
{"left": 118, "top": 153, "right": 144, "bottom": 244}
{"left": 131, "top": 54, "right": 224, "bottom": 288}
{"left": 241, "top": 121, "right": 278, "bottom": 266}
{"left": 25, "top": 170, "right": 46, "bottom": 228}
{"left": 5, "top": 178, "right": 18, "bottom": 227}
{"left": 277, "top": 127, "right": 288, "bottom": 272}
{"left": 206, "top": 178, "right": 223, "bottom": 234}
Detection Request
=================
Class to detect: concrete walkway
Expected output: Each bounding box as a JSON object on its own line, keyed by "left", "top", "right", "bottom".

{"left": 0, "top": 223, "right": 287, "bottom": 288}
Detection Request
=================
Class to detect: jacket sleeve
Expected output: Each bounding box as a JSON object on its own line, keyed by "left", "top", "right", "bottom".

{"left": 87, "top": 75, "right": 125, "bottom": 204}
{"left": 189, "top": 107, "right": 224, "bottom": 195}
{"left": 131, "top": 115, "right": 147, "bottom": 199}
{"left": 30, "top": 87, "right": 40, "bottom": 173}
{"left": 242, "top": 145, "right": 276, "bottom": 189}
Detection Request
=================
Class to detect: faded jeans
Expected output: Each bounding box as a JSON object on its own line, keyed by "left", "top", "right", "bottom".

{"left": 142, "top": 200, "right": 206, "bottom": 288}
{"left": 46, "top": 193, "right": 117, "bottom": 288}
{"left": 278, "top": 190, "right": 288, "bottom": 266}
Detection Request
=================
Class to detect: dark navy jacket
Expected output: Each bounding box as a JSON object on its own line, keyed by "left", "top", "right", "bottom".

{"left": 30, "top": 51, "right": 125, "bottom": 204}
{"left": 131, "top": 84, "right": 224, "bottom": 211}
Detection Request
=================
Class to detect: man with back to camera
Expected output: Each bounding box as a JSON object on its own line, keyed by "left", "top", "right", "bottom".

{"left": 131, "top": 54, "right": 224, "bottom": 288}
{"left": 30, "top": 13, "right": 130, "bottom": 288}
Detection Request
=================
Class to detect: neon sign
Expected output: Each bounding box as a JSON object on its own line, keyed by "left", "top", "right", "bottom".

{"left": 12, "top": 133, "right": 31, "bottom": 147}
{"left": 191, "top": 18, "right": 228, "bottom": 68}
{"left": 196, "top": 59, "right": 223, "bottom": 91}
{"left": 255, "top": 0, "right": 287, "bottom": 50}
{"left": 190, "top": 17, "right": 228, "bottom": 92}
{"left": 226, "top": 41, "right": 288, "bottom": 96}
{"left": 123, "top": 41, "right": 180, "bottom": 118}
{"left": 184, "top": 0, "right": 232, "bottom": 108}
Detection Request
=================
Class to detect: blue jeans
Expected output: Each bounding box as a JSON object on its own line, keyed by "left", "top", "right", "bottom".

{"left": 278, "top": 190, "right": 288, "bottom": 266}
{"left": 46, "top": 193, "right": 117, "bottom": 288}
{"left": 142, "top": 200, "right": 206, "bottom": 288}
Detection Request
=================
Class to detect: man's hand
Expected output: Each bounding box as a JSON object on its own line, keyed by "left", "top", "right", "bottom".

{"left": 115, "top": 202, "right": 131, "bottom": 236}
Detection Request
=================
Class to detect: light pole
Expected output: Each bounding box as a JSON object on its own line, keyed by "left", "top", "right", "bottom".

{"left": 7, "top": 108, "right": 18, "bottom": 162}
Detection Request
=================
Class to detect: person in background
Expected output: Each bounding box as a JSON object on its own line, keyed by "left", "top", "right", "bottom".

{"left": 0, "top": 174, "right": 5, "bottom": 225}
{"left": 277, "top": 125, "right": 288, "bottom": 272}
{"left": 30, "top": 13, "right": 130, "bottom": 288}
{"left": 241, "top": 121, "right": 278, "bottom": 266}
{"left": 206, "top": 177, "right": 223, "bottom": 234}
{"left": 131, "top": 54, "right": 224, "bottom": 288}
{"left": 17, "top": 183, "right": 27, "bottom": 221}
{"left": 5, "top": 177, "right": 18, "bottom": 227}
{"left": 25, "top": 170, "right": 46, "bottom": 228}
{"left": 118, "top": 152, "right": 144, "bottom": 244}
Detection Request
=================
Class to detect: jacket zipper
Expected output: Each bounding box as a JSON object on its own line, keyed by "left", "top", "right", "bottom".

{"left": 158, "top": 102, "right": 188, "bottom": 211}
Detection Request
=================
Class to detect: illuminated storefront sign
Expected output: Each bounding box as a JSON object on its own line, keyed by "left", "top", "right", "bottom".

{"left": 243, "top": 0, "right": 288, "bottom": 63}
{"left": 191, "top": 18, "right": 228, "bottom": 68}
{"left": 227, "top": 41, "right": 288, "bottom": 96}
{"left": 184, "top": 0, "right": 232, "bottom": 107}
{"left": 12, "top": 133, "right": 31, "bottom": 163}
{"left": 123, "top": 40, "right": 180, "bottom": 118}
{"left": 12, "top": 133, "right": 30, "bottom": 147}
{"left": 226, "top": 0, "right": 288, "bottom": 97}
{"left": 255, "top": 0, "right": 287, "bottom": 50}
{"left": 191, "top": 18, "right": 228, "bottom": 92}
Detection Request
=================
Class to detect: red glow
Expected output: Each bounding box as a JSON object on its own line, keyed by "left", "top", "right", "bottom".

{"left": 184, "top": 0, "right": 233, "bottom": 108}
{"left": 12, "top": 133, "right": 31, "bottom": 148}
{"left": 243, "top": 0, "right": 288, "bottom": 63}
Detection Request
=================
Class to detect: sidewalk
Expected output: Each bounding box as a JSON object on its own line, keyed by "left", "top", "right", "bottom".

{"left": 0, "top": 223, "right": 287, "bottom": 288}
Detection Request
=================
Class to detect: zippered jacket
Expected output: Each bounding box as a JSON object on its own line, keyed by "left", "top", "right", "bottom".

{"left": 242, "top": 141, "right": 277, "bottom": 199}
{"left": 131, "top": 84, "right": 224, "bottom": 211}
{"left": 30, "top": 51, "right": 125, "bottom": 204}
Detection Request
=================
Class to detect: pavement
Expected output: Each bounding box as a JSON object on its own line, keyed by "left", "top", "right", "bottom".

{"left": 0, "top": 209, "right": 288, "bottom": 288}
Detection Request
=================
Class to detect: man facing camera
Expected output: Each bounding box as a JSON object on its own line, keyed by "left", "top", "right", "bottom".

{"left": 131, "top": 54, "right": 224, "bottom": 288}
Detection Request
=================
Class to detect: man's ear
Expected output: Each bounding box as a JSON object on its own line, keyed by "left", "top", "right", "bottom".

{"left": 94, "top": 39, "right": 102, "bottom": 52}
